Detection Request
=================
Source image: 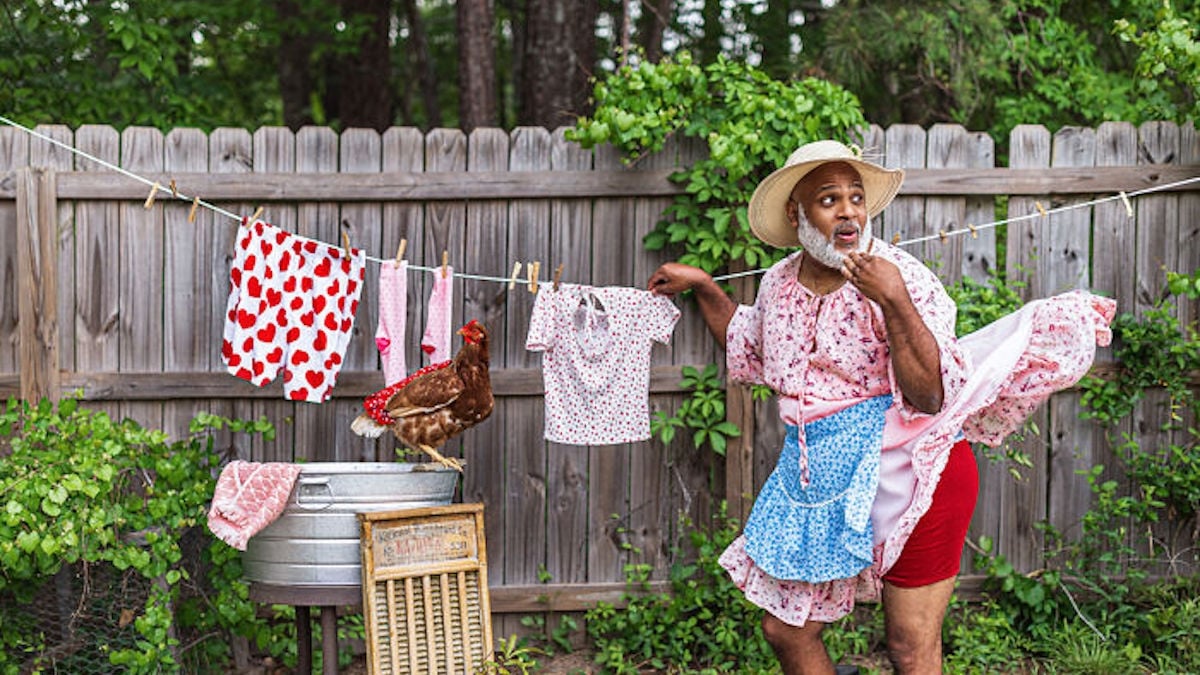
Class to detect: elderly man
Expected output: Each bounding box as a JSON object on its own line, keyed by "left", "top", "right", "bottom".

{"left": 648, "top": 140, "right": 1114, "bottom": 673}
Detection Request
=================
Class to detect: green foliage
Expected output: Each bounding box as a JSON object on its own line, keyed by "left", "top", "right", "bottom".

{"left": 943, "top": 597, "right": 1035, "bottom": 673}
{"left": 569, "top": 52, "right": 867, "bottom": 274}
{"left": 651, "top": 364, "right": 741, "bottom": 456}
{"left": 0, "top": 397, "right": 283, "bottom": 673}
{"left": 1115, "top": 1, "right": 1200, "bottom": 123}
{"left": 1036, "top": 621, "right": 1145, "bottom": 675}
{"left": 584, "top": 504, "right": 777, "bottom": 673}
{"left": 483, "top": 634, "right": 543, "bottom": 674}
{"left": 945, "top": 273, "right": 1025, "bottom": 337}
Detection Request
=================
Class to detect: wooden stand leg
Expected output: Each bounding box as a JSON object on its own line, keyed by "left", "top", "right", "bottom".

{"left": 320, "top": 606, "right": 338, "bottom": 675}
{"left": 296, "top": 606, "right": 313, "bottom": 674}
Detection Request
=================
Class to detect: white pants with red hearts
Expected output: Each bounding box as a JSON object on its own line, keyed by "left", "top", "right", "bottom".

{"left": 222, "top": 219, "right": 365, "bottom": 402}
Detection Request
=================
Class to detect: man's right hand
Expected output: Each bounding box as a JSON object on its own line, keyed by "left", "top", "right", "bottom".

{"left": 647, "top": 262, "right": 736, "bottom": 344}
{"left": 647, "top": 262, "right": 713, "bottom": 298}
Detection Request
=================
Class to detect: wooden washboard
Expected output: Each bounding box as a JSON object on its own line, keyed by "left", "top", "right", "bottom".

{"left": 359, "top": 503, "right": 493, "bottom": 674}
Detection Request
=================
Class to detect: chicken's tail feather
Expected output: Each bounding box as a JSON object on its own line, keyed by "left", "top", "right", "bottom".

{"left": 351, "top": 414, "right": 388, "bottom": 438}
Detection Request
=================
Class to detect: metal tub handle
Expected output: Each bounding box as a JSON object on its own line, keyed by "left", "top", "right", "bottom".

{"left": 294, "top": 476, "right": 334, "bottom": 510}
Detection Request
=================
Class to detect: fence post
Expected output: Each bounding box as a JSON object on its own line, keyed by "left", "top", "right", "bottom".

{"left": 16, "top": 167, "right": 59, "bottom": 403}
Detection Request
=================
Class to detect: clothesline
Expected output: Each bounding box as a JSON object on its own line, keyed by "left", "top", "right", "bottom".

{"left": 4, "top": 114, "right": 1199, "bottom": 286}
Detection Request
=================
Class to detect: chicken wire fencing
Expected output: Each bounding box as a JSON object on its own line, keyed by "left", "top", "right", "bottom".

{"left": 0, "top": 527, "right": 215, "bottom": 674}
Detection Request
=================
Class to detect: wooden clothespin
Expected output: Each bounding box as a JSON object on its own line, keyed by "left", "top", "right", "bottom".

{"left": 143, "top": 182, "right": 160, "bottom": 209}
{"left": 168, "top": 179, "right": 178, "bottom": 199}
{"left": 552, "top": 263, "right": 564, "bottom": 291}
{"left": 342, "top": 231, "right": 352, "bottom": 257}
{"left": 188, "top": 196, "right": 200, "bottom": 223}
{"left": 891, "top": 233, "right": 902, "bottom": 245}
{"left": 938, "top": 229, "right": 948, "bottom": 243}
{"left": 1034, "top": 201, "right": 1048, "bottom": 218}
{"left": 967, "top": 223, "right": 978, "bottom": 239}
{"left": 1119, "top": 191, "right": 1134, "bottom": 218}
{"left": 527, "top": 261, "right": 540, "bottom": 294}
{"left": 249, "top": 206, "right": 264, "bottom": 224}
{"left": 508, "top": 261, "right": 522, "bottom": 291}
{"left": 441, "top": 250, "right": 449, "bottom": 278}
{"left": 395, "top": 238, "right": 408, "bottom": 265}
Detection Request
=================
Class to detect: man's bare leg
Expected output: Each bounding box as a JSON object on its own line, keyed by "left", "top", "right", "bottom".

{"left": 881, "top": 577, "right": 956, "bottom": 673}
{"left": 762, "top": 614, "right": 834, "bottom": 674}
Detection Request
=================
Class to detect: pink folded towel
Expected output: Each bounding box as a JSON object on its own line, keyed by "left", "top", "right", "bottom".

{"left": 207, "top": 461, "right": 302, "bottom": 551}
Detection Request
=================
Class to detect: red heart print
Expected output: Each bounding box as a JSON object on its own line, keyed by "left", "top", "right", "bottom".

{"left": 239, "top": 233, "right": 251, "bottom": 250}
{"left": 254, "top": 221, "right": 265, "bottom": 236}
{"left": 260, "top": 241, "right": 273, "bottom": 256}
{"left": 289, "top": 388, "right": 308, "bottom": 401}
{"left": 237, "top": 309, "right": 256, "bottom": 329}
{"left": 291, "top": 350, "right": 309, "bottom": 366}
{"left": 286, "top": 327, "right": 300, "bottom": 342}
{"left": 340, "top": 318, "right": 351, "bottom": 332}
{"left": 305, "top": 371, "right": 324, "bottom": 388}
{"left": 221, "top": 340, "right": 233, "bottom": 358}
{"left": 289, "top": 296, "right": 303, "bottom": 311}
{"left": 350, "top": 299, "right": 358, "bottom": 315}
{"left": 264, "top": 267, "right": 274, "bottom": 280}
{"left": 231, "top": 268, "right": 242, "bottom": 286}
{"left": 266, "top": 347, "right": 283, "bottom": 364}
{"left": 242, "top": 254, "right": 257, "bottom": 273}
{"left": 247, "top": 277, "right": 262, "bottom": 298}
{"left": 329, "top": 353, "right": 341, "bottom": 366}
{"left": 304, "top": 241, "right": 318, "bottom": 254}
{"left": 227, "top": 353, "right": 241, "bottom": 367}
{"left": 324, "top": 313, "right": 338, "bottom": 331}
{"left": 327, "top": 279, "right": 340, "bottom": 296}
{"left": 314, "top": 331, "right": 327, "bottom": 351}
{"left": 283, "top": 370, "right": 293, "bottom": 383}
{"left": 347, "top": 279, "right": 358, "bottom": 295}
{"left": 275, "top": 308, "right": 287, "bottom": 326}
{"left": 341, "top": 258, "right": 352, "bottom": 274}
{"left": 266, "top": 289, "right": 282, "bottom": 307}
{"left": 235, "top": 367, "right": 252, "bottom": 380}
{"left": 292, "top": 240, "right": 302, "bottom": 254}
{"left": 314, "top": 258, "right": 332, "bottom": 277}
{"left": 313, "top": 295, "right": 326, "bottom": 313}
{"left": 276, "top": 230, "right": 288, "bottom": 245}
{"left": 337, "top": 297, "right": 345, "bottom": 312}
{"left": 253, "top": 362, "right": 265, "bottom": 377}
{"left": 283, "top": 276, "right": 297, "bottom": 293}
{"left": 257, "top": 323, "right": 276, "bottom": 342}
{"left": 256, "top": 300, "right": 266, "bottom": 315}
{"left": 280, "top": 251, "right": 292, "bottom": 270}
{"left": 242, "top": 337, "right": 253, "bottom": 353}
{"left": 227, "top": 309, "right": 236, "bottom": 322}
{"left": 302, "top": 277, "right": 314, "bottom": 292}
{"left": 301, "top": 312, "right": 314, "bottom": 327}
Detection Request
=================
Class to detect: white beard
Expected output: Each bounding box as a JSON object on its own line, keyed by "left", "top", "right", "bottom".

{"left": 795, "top": 213, "right": 873, "bottom": 270}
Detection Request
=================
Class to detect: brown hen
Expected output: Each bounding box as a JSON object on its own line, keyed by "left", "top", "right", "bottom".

{"left": 350, "top": 320, "right": 493, "bottom": 471}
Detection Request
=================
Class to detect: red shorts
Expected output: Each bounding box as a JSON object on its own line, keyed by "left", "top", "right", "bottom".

{"left": 882, "top": 439, "right": 979, "bottom": 588}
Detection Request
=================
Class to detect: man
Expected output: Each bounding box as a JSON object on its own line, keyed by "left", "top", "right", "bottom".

{"left": 648, "top": 140, "right": 1113, "bottom": 673}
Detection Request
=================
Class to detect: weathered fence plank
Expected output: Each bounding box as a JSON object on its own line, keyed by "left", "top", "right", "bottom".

{"left": 0, "top": 127, "right": 24, "bottom": 371}
{"left": 925, "top": 124, "right": 968, "bottom": 283}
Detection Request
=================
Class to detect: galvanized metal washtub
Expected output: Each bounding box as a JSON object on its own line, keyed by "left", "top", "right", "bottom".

{"left": 243, "top": 463, "right": 458, "bottom": 586}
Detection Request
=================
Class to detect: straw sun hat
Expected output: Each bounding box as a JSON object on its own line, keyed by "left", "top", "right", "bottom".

{"left": 747, "top": 140, "right": 905, "bottom": 249}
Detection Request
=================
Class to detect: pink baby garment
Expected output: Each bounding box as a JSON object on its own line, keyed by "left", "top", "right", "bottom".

{"left": 207, "top": 461, "right": 303, "bottom": 551}
{"left": 375, "top": 260, "right": 408, "bottom": 384}
{"left": 526, "top": 284, "right": 680, "bottom": 445}
{"left": 421, "top": 266, "right": 454, "bottom": 363}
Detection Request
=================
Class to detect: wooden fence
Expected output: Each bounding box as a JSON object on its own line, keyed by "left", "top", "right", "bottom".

{"left": 1, "top": 122, "right": 1198, "bottom": 639}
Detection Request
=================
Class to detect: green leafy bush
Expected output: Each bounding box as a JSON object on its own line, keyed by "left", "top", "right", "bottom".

{"left": 0, "top": 397, "right": 281, "bottom": 674}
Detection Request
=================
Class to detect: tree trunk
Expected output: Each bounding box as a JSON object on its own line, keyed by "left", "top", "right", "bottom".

{"left": 277, "top": 0, "right": 316, "bottom": 130}
{"left": 518, "top": 0, "right": 598, "bottom": 128}
{"left": 638, "top": 0, "right": 672, "bottom": 63}
{"left": 335, "top": 0, "right": 394, "bottom": 131}
{"left": 457, "top": 0, "right": 499, "bottom": 132}
{"left": 403, "top": 0, "right": 444, "bottom": 128}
